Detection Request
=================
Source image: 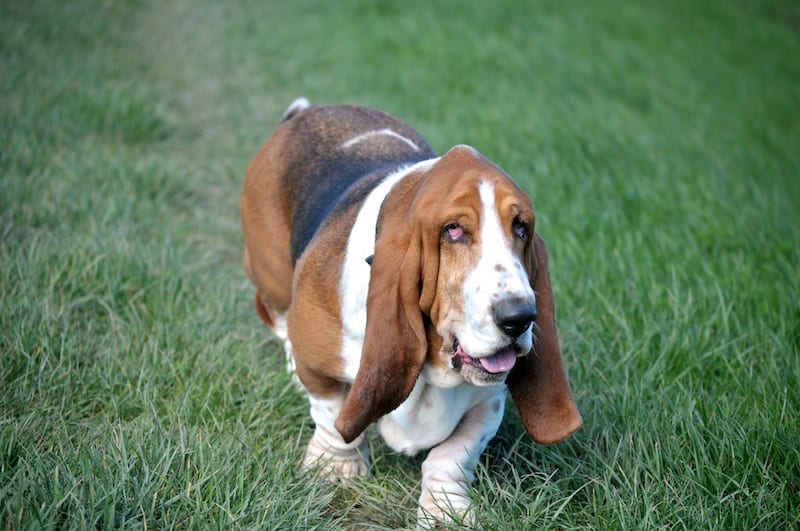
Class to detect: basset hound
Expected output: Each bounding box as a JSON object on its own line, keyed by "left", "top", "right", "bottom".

{"left": 241, "top": 98, "right": 581, "bottom": 525}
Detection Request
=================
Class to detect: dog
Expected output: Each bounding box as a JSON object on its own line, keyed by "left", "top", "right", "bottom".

{"left": 240, "top": 98, "right": 581, "bottom": 525}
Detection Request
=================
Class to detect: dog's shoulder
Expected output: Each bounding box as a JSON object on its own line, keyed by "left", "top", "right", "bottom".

{"left": 278, "top": 104, "right": 436, "bottom": 263}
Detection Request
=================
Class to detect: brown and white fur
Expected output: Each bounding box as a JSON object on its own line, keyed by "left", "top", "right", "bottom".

{"left": 241, "top": 98, "right": 581, "bottom": 525}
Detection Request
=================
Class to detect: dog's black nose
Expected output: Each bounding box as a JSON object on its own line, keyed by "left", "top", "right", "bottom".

{"left": 493, "top": 299, "right": 537, "bottom": 338}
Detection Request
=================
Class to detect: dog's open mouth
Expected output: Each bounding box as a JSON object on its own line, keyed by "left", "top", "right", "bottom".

{"left": 451, "top": 339, "right": 519, "bottom": 374}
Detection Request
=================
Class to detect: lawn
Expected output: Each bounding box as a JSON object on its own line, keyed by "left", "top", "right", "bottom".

{"left": 2, "top": 0, "right": 799, "bottom": 528}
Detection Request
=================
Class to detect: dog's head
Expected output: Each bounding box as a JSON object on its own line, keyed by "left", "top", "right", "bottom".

{"left": 335, "top": 146, "right": 581, "bottom": 445}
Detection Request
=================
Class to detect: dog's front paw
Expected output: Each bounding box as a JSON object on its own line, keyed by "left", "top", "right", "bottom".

{"left": 304, "top": 450, "right": 369, "bottom": 480}
{"left": 303, "top": 431, "right": 369, "bottom": 480}
{"left": 417, "top": 489, "right": 476, "bottom": 529}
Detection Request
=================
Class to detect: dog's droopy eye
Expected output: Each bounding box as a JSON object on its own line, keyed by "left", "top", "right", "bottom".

{"left": 444, "top": 223, "right": 464, "bottom": 242}
{"left": 512, "top": 217, "right": 529, "bottom": 240}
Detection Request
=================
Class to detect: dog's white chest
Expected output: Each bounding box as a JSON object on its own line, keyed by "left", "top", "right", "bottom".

{"left": 377, "top": 378, "right": 503, "bottom": 455}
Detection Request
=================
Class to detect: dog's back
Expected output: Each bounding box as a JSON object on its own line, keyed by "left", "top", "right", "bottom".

{"left": 241, "top": 100, "right": 435, "bottom": 325}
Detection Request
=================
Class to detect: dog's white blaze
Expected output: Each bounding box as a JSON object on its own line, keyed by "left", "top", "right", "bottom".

{"left": 340, "top": 158, "right": 439, "bottom": 379}
{"left": 458, "top": 181, "right": 535, "bottom": 358}
{"left": 341, "top": 128, "right": 420, "bottom": 151}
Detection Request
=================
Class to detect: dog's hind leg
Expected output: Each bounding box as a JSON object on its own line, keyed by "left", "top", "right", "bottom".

{"left": 252, "top": 292, "right": 298, "bottom": 379}
{"left": 271, "top": 311, "right": 295, "bottom": 373}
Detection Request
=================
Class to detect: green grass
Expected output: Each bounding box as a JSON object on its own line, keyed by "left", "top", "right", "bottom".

{"left": 2, "top": 0, "right": 799, "bottom": 528}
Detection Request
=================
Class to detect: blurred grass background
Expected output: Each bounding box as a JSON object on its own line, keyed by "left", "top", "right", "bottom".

{"left": 2, "top": 0, "right": 799, "bottom": 528}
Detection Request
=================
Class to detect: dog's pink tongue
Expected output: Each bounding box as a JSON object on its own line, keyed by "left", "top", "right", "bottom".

{"left": 478, "top": 347, "right": 517, "bottom": 373}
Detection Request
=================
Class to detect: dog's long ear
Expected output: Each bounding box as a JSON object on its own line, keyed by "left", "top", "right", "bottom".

{"left": 507, "top": 233, "right": 582, "bottom": 444}
{"left": 335, "top": 187, "right": 436, "bottom": 443}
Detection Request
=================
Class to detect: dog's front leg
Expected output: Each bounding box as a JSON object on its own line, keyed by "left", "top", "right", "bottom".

{"left": 417, "top": 391, "right": 506, "bottom": 527}
{"left": 303, "top": 393, "right": 370, "bottom": 479}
